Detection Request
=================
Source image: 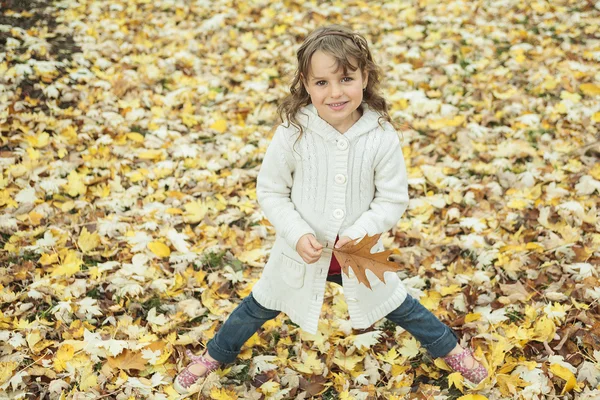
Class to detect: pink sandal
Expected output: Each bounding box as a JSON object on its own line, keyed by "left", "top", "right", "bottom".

{"left": 173, "top": 350, "right": 221, "bottom": 394}
{"left": 443, "top": 347, "right": 488, "bottom": 384}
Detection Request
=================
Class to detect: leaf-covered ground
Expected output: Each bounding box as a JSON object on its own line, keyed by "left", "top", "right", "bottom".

{"left": 1, "top": 0, "right": 600, "bottom": 399}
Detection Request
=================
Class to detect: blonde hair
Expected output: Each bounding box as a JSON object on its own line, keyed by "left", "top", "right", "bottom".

{"left": 278, "top": 25, "right": 393, "bottom": 137}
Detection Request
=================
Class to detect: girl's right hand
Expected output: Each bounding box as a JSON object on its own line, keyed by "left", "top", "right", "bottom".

{"left": 296, "top": 234, "right": 323, "bottom": 264}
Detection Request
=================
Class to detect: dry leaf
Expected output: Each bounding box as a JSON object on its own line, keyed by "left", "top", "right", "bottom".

{"left": 333, "top": 233, "right": 400, "bottom": 289}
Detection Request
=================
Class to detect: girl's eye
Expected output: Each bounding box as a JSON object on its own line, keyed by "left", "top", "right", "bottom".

{"left": 316, "top": 81, "right": 326, "bottom": 86}
{"left": 342, "top": 77, "right": 353, "bottom": 82}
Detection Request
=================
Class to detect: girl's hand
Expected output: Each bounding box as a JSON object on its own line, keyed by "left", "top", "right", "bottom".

{"left": 296, "top": 234, "right": 323, "bottom": 264}
{"left": 335, "top": 236, "right": 354, "bottom": 249}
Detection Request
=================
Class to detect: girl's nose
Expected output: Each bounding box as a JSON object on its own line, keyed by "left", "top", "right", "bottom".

{"left": 330, "top": 83, "right": 342, "bottom": 98}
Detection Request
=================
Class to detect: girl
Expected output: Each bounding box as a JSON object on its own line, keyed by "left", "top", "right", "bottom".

{"left": 174, "top": 25, "right": 488, "bottom": 394}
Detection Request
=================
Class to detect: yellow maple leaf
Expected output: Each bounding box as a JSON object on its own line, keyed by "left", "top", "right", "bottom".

{"left": 210, "top": 119, "right": 227, "bottom": 133}
{"left": 148, "top": 241, "right": 171, "bottom": 258}
{"left": 531, "top": 316, "right": 556, "bottom": 342}
{"left": 39, "top": 253, "right": 58, "bottom": 266}
{"left": 183, "top": 200, "right": 209, "bottom": 223}
{"left": 210, "top": 387, "right": 238, "bottom": 400}
{"left": 420, "top": 290, "right": 441, "bottom": 310}
{"left": 398, "top": 337, "right": 420, "bottom": 359}
{"left": 0, "top": 361, "right": 18, "bottom": 385}
{"left": 457, "top": 395, "right": 488, "bottom": 400}
{"left": 52, "top": 250, "right": 82, "bottom": 277}
{"left": 293, "top": 350, "right": 324, "bottom": 374}
{"left": 54, "top": 344, "right": 75, "bottom": 372}
{"left": 448, "top": 372, "right": 464, "bottom": 393}
{"left": 78, "top": 227, "right": 100, "bottom": 253}
{"left": 25, "top": 132, "right": 50, "bottom": 148}
{"left": 332, "top": 350, "right": 364, "bottom": 372}
{"left": 258, "top": 380, "right": 280, "bottom": 395}
{"left": 64, "top": 170, "right": 87, "bottom": 197}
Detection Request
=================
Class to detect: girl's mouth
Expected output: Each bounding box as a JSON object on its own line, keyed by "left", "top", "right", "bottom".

{"left": 328, "top": 101, "right": 348, "bottom": 110}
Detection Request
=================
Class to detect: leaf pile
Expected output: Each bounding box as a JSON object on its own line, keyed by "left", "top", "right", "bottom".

{"left": 1, "top": 0, "right": 600, "bottom": 399}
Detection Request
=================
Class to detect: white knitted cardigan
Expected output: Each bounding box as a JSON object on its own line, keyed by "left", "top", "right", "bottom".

{"left": 252, "top": 103, "right": 410, "bottom": 334}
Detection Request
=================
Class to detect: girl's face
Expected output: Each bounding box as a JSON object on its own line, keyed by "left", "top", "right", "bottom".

{"left": 303, "top": 50, "right": 368, "bottom": 134}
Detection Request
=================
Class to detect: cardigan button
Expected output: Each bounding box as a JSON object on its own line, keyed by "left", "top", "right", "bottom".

{"left": 337, "top": 139, "right": 349, "bottom": 150}
{"left": 333, "top": 209, "right": 345, "bottom": 219}
{"left": 334, "top": 174, "right": 347, "bottom": 184}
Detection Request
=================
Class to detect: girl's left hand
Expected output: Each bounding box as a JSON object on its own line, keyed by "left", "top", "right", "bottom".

{"left": 335, "top": 236, "right": 354, "bottom": 249}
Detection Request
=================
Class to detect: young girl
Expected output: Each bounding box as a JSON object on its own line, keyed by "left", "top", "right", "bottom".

{"left": 174, "top": 25, "right": 488, "bottom": 393}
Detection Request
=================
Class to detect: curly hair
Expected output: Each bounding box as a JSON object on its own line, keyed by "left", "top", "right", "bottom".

{"left": 277, "top": 25, "right": 394, "bottom": 138}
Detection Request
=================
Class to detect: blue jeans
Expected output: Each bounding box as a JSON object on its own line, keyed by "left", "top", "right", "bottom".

{"left": 206, "top": 275, "right": 458, "bottom": 363}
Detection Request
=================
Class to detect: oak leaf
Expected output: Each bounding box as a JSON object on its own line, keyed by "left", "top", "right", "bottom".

{"left": 333, "top": 233, "right": 400, "bottom": 289}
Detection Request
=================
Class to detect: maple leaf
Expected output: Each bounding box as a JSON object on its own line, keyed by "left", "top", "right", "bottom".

{"left": 332, "top": 233, "right": 400, "bottom": 289}
{"left": 107, "top": 349, "right": 147, "bottom": 371}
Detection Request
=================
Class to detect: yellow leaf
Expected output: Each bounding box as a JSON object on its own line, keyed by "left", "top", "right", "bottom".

{"left": 54, "top": 344, "right": 75, "bottom": 372}
{"left": 52, "top": 250, "right": 82, "bottom": 277}
{"left": 0, "top": 362, "right": 18, "bottom": 385}
{"left": 549, "top": 363, "right": 578, "bottom": 394}
{"left": 28, "top": 211, "right": 44, "bottom": 225}
{"left": 457, "top": 395, "right": 488, "bottom": 400}
{"left": 398, "top": 337, "right": 420, "bottom": 359}
{"left": 210, "top": 119, "right": 227, "bottom": 133}
{"left": 126, "top": 132, "right": 145, "bottom": 143}
{"left": 507, "top": 198, "right": 529, "bottom": 210}
{"left": 448, "top": 372, "right": 464, "bottom": 393}
{"left": 465, "top": 313, "right": 481, "bottom": 322}
{"left": 210, "top": 387, "right": 238, "bottom": 400}
{"left": 589, "top": 163, "right": 600, "bottom": 180}
{"left": 64, "top": 170, "right": 87, "bottom": 197}
{"left": 78, "top": 227, "right": 100, "bottom": 253}
{"left": 580, "top": 83, "right": 600, "bottom": 96}
{"left": 532, "top": 316, "right": 556, "bottom": 342}
{"left": 258, "top": 380, "right": 280, "bottom": 395}
{"left": 427, "top": 115, "right": 465, "bottom": 130}
{"left": 434, "top": 357, "right": 451, "bottom": 371}
{"left": 183, "top": 200, "right": 209, "bottom": 223}
{"left": 148, "top": 241, "right": 171, "bottom": 258}
{"left": 39, "top": 253, "right": 58, "bottom": 266}
{"left": 293, "top": 350, "right": 324, "bottom": 374}
{"left": 332, "top": 350, "right": 364, "bottom": 372}
{"left": 440, "top": 284, "right": 462, "bottom": 296}
{"left": 138, "top": 150, "right": 163, "bottom": 160}
{"left": 107, "top": 349, "right": 147, "bottom": 371}
{"left": 25, "top": 132, "right": 50, "bottom": 148}
{"left": 592, "top": 112, "right": 600, "bottom": 123}
{"left": 420, "top": 290, "right": 441, "bottom": 310}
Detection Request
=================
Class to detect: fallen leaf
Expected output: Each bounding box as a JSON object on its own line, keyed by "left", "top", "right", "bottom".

{"left": 333, "top": 233, "right": 400, "bottom": 289}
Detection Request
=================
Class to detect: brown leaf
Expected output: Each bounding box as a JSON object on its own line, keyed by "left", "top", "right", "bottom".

{"left": 107, "top": 349, "right": 147, "bottom": 371}
{"left": 333, "top": 233, "right": 400, "bottom": 289}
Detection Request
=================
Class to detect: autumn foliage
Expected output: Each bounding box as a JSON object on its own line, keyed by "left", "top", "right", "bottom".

{"left": 1, "top": 0, "right": 600, "bottom": 399}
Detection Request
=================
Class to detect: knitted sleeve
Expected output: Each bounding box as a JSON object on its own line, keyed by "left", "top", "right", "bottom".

{"left": 340, "top": 131, "right": 409, "bottom": 240}
{"left": 256, "top": 126, "right": 316, "bottom": 250}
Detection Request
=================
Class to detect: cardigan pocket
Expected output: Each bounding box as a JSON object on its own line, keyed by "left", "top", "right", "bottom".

{"left": 280, "top": 253, "right": 306, "bottom": 289}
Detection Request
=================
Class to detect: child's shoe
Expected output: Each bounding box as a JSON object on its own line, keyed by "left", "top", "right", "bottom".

{"left": 443, "top": 347, "right": 488, "bottom": 384}
{"left": 173, "top": 350, "right": 221, "bottom": 394}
